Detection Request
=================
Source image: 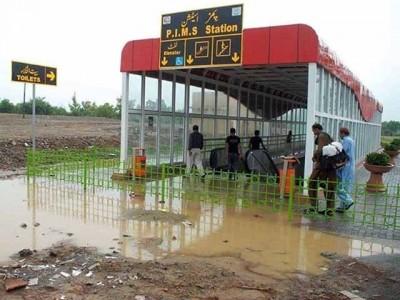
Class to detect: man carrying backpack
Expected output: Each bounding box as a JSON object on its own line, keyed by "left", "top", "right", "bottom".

{"left": 335, "top": 127, "right": 355, "bottom": 212}
{"left": 304, "top": 123, "right": 337, "bottom": 216}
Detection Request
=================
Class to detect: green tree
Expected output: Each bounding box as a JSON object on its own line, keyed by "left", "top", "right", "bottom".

{"left": 382, "top": 121, "right": 400, "bottom": 136}
{"left": 0, "top": 99, "right": 15, "bottom": 113}
{"left": 69, "top": 94, "right": 82, "bottom": 116}
{"left": 81, "top": 101, "right": 97, "bottom": 116}
{"left": 96, "top": 103, "right": 116, "bottom": 118}
{"left": 14, "top": 97, "right": 52, "bottom": 115}
{"left": 51, "top": 106, "right": 68, "bottom": 115}
{"left": 33, "top": 97, "right": 53, "bottom": 115}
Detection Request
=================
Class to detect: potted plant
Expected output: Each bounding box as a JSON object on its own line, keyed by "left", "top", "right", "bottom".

{"left": 364, "top": 152, "right": 394, "bottom": 192}
{"left": 383, "top": 143, "right": 399, "bottom": 165}
{"left": 391, "top": 138, "right": 400, "bottom": 150}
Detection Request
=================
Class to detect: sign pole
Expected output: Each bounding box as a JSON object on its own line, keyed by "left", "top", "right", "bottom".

{"left": 23, "top": 83, "right": 26, "bottom": 119}
{"left": 32, "top": 84, "right": 36, "bottom": 151}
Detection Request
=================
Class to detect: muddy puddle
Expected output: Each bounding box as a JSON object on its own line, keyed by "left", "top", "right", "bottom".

{"left": 1, "top": 176, "right": 399, "bottom": 280}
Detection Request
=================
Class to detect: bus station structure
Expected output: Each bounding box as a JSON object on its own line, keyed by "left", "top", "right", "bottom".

{"left": 119, "top": 5, "right": 382, "bottom": 179}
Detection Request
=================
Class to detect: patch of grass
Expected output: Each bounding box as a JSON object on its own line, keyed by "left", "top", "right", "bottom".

{"left": 381, "top": 136, "right": 400, "bottom": 145}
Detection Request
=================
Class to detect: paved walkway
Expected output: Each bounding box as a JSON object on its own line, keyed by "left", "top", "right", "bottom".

{"left": 307, "top": 154, "right": 400, "bottom": 248}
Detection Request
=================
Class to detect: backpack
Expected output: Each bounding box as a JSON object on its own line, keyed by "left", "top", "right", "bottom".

{"left": 320, "top": 143, "right": 349, "bottom": 171}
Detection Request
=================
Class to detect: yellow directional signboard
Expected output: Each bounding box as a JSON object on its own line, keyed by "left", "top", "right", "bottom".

{"left": 11, "top": 61, "right": 57, "bottom": 86}
{"left": 160, "top": 4, "right": 243, "bottom": 69}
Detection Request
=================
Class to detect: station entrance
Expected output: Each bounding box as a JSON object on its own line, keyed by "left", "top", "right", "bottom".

{"left": 119, "top": 22, "right": 383, "bottom": 180}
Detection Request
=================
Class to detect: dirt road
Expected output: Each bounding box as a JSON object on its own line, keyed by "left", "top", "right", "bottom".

{"left": 0, "top": 114, "right": 120, "bottom": 171}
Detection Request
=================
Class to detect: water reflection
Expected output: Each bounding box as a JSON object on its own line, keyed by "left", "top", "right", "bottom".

{"left": 0, "top": 176, "right": 399, "bottom": 279}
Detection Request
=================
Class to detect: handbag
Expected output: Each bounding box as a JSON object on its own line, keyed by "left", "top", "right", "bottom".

{"left": 320, "top": 144, "right": 349, "bottom": 171}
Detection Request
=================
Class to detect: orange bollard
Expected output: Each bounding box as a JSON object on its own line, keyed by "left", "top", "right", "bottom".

{"left": 279, "top": 156, "right": 300, "bottom": 197}
{"left": 279, "top": 167, "right": 296, "bottom": 194}
{"left": 132, "top": 147, "right": 146, "bottom": 177}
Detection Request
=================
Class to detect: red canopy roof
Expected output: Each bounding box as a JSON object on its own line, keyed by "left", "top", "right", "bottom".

{"left": 121, "top": 24, "right": 381, "bottom": 121}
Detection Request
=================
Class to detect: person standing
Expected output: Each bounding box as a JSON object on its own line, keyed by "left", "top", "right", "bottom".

{"left": 285, "top": 130, "right": 293, "bottom": 155}
{"left": 305, "top": 123, "right": 337, "bottom": 216}
{"left": 225, "top": 128, "right": 242, "bottom": 180}
{"left": 186, "top": 125, "right": 205, "bottom": 178}
{"left": 249, "top": 130, "right": 264, "bottom": 150}
{"left": 336, "top": 127, "right": 355, "bottom": 212}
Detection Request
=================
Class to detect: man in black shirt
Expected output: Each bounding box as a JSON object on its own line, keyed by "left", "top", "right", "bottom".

{"left": 249, "top": 130, "right": 264, "bottom": 150}
{"left": 225, "top": 128, "right": 242, "bottom": 180}
{"left": 186, "top": 125, "right": 205, "bottom": 177}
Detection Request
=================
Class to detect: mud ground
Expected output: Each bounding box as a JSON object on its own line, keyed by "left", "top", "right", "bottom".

{"left": 1, "top": 113, "right": 400, "bottom": 299}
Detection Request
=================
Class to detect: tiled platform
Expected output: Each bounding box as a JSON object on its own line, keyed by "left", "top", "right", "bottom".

{"left": 305, "top": 155, "right": 400, "bottom": 247}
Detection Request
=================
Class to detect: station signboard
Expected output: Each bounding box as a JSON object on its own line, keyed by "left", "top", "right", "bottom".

{"left": 160, "top": 4, "right": 243, "bottom": 69}
{"left": 11, "top": 61, "right": 57, "bottom": 86}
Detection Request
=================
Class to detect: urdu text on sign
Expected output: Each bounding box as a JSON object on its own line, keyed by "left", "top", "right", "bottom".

{"left": 160, "top": 4, "right": 243, "bottom": 69}
{"left": 11, "top": 61, "right": 57, "bottom": 86}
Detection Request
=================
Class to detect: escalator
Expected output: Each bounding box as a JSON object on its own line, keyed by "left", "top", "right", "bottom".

{"left": 209, "top": 148, "right": 279, "bottom": 176}
{"left": 244, "top": 149, "right": 279, "bottom": 176}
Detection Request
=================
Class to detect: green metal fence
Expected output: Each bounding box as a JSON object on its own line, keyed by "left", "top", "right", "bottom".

{"left": 26, "top": 148, "right": 400, "bottom": 233}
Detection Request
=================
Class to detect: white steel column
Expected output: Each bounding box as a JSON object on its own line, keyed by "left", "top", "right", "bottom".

{"left": 304, "top": 63, "right": 318, "bottom": 184}
{"left": 120, "top": 73, "right": 129, "bottom": 170}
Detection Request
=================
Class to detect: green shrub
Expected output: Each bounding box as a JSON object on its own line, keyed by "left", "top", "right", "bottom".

{"left": 390, "top": 138, "right": 400, "bottom": 150}
{"left": 365, "top": 152, "right": 390, "bottom": 165}
{"left": 384, "top": 143, "right": 398, "bottom": 151}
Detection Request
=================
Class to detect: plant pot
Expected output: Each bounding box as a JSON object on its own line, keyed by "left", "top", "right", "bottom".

{"left": 383, "top": 150, "right": 399, "bottom": 165}
{"left": 363, "top": 163, "right": 395, "bottom": 193}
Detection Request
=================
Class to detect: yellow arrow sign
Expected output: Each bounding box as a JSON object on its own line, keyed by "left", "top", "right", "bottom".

{"left": 46, "top": 71, "right": 56, "bottom": 81}
{"left": 232, "top": 52, "right": 240, "bottom": 63}
{"left": 186, "top": 55, "right": 194, "bottom": 65}
{"left": 161, "top": 57, "right": 168, "bottom": 66}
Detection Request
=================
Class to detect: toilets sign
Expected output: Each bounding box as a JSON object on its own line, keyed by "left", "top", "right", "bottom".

{"left": 11, "top": 61, "right": 57, "bottom": 86}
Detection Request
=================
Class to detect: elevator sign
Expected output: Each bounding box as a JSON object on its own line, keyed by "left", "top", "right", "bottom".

{"left": 11, "top": 61, "right": 57, "bottom": 86}
{"left": 160, "top": 4, "right": 243, "bottom": 69}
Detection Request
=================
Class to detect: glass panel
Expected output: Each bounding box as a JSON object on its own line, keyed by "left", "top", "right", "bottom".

{"left": 160, "top": 116, "right": 172, "bottom": 163}
{"left": 161, "top": 79, "right": 173, "bottom": 112}
{"left": 188, "top": 118, "right": 202, "bottom": 133}
{"left": 202, "top": 118, "right": 215, "bottom": 139}
{"left": 144, "top": 76, "right": 158, "bottom": 111}
{"left": 248, "top": 93, "right": 256, "bottom": 118}
{"left": 270, "top": 98, "right": 277, "bottom": 121}
{"left": 282, "top": 102, "right": 288, "bottom": 134}
{"left": 315, "top": 67, "right": 322, "bottom": 112}
{"left": 144, "top": 115, "right": 157, "bottom": 163}
{"left": 175, "top": 77, "right": 185, "bottom": 113}
{"left": 189, "top": 79, "right": 202, "bottom": 114}
{"left": 239, "top": 120, "right": 246, "bottom": 137}
{"left": 339, "top": 85, "right": 345, "bottom": 117}
{"left": 215, "top": 119, "right": 227, "bottom": 138}
{"left": 228, "top": 88, "right": 238, "bottom": 117}
{"left": 328, "top": 76, "right": 334, "bottom": 114}
{"left": 256, "top": 95, "right": 263, "bottom": 119}
{"left": 323, "top": 72, "right": 329, "bottom": 113}
{"left": 128, "top": 113, "right": 141, "bottom": 151}
{"left": 247, "top": 120, "right": 255, "bottom": 139}
{"left": 228, "top": 119, "right": 238, "bottom": 133}
{"left": 240, "top": 90, "right": 248, "bottom": 118}
{"left": 174, "top": 116, "right": 185, "bottom": 162}
{"left": 265, "top": 96, "right": 271, "bottom": 120}
{"left": 262, "top": 121, "right": 270, "bottom": 136}
{"left": 128, "top": 74, "right": 142, "bottom": 109}
{"left": 204, "top": 82, "right": 216, "bottom": 115}
{"left": 216, "top": 86, "right": 228, "bottom": 116}
{"left": 334, "top": 80, "right": 339, "bottom": 115}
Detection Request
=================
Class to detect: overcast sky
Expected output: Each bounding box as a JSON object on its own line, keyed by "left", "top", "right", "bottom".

{"left": 1, "top": 0, "right": 399, "bottom": 121}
